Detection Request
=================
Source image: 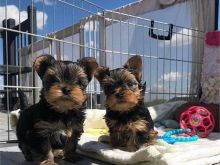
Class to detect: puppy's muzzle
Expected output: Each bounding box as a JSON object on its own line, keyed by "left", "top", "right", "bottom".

{"left": 62, "top": 87, "right": 71, "bottom": 95}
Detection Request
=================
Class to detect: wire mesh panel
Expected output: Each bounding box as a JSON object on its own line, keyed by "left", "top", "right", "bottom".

{"left": 0, "top": 0, "right": 204, "bottom": 142}
{"left": 103, "top": 9, "right": 204, "bottom": 105}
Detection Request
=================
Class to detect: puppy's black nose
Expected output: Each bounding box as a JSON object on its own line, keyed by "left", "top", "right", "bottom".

{"left": 115, "top": 92, "right": 124, "bottom": 98}
{"left": 62, "top": 87, "right": 71, "bottom": 95}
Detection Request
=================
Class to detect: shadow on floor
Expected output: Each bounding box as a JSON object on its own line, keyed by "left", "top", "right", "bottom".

{"left": 0, "top": 142, "right": 107, "bottom": 165}
{"left": 0, "top": 151, "right": 32, "bottom": 165}
{"left": 0, "top": 151, "right": 104, "bottom": 165}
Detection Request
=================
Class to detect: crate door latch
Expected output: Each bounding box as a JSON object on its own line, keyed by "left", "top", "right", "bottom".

{"left": 148, "top": 20, "right": 173, "bottom": 40}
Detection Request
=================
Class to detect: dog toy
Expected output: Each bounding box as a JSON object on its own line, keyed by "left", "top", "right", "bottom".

{"left": 158, "top": 129, "right": 198, "bottom": 144}
{"left": 180, "top": 106, "right": 215, "bottom": 138}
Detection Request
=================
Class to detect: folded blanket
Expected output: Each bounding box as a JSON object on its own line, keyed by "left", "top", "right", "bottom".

{"left": 77, "top": 133, "right": 220, "bottom": 165}
{"left": 78, "top": 133, "right": 173, "bottom": 165}
{"left": 148, "top": 101, "right": 186, "bottom": 122}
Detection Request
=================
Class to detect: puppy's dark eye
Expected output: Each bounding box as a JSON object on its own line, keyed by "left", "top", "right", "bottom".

{"left": 77, "top": 79, "right": 87, "bottom": 89}
{"left": 106, "top": 82, "right": 115, "bottom": 91}
{"left": 127, "top": 81, "right": 137, "bottom": 88}
{"left": 49, "top": 76, "right": 60, "bottom": 84}
{"left": 127, "top": 82, "right": 133, "bottom": 87}
{"left": 109, "top": 83, "right": 115, "bottom": 89}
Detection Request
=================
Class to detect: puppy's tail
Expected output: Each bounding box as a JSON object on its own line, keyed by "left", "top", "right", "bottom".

{"left": 10, "top": 109, "right": 21, "bottom": 131}
{"left": 18, "top": 89, "right": 29, "bottom": 111}
{"left": 10, "top": 89, "right": 29, "bottom": 131}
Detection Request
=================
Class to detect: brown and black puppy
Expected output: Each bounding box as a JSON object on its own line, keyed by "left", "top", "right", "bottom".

{"left": 16, "top": 55, "right": 98, "bottom": 165}
{"left": 95, "top": 55, "right": 157, "bottom": 152}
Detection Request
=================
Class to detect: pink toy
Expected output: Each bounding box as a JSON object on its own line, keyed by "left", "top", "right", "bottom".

{"left": 180, "top": 106, "right": 215, "bottom": 138}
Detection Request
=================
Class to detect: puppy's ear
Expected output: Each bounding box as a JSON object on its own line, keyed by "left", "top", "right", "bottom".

{"left": 33, "top": 54, "right": 55, "bottom": 79}
{"left": 124, "top": 55, "right": 142, "bottom": 82}
{"left": 78, "top": 57, "right": 98, "bottom": 82}
{"left": 94, "top": 66, "right": 110, "bottom": 83}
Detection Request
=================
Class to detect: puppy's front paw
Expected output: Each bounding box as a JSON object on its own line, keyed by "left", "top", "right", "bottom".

{"left": 40, "top": 160, "right": 58, "bottom": 165}
{"left": 53, "top": 149, "right": 64, "bottom": 159}
{"left": 141, "top": 129, "right": 158, "bottom": 148}
{"left": 148, "top": 129, "right": 158, "bottom": 144}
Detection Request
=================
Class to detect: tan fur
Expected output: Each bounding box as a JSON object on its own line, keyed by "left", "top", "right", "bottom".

{"left": 121, "top": 71, "right": 136, "bottom": 82}
{"left": 106, "top": 89, "right": 141, "bottom": 111}
{"left": 45, "top": 68, "right": 56, "bottom": 75}
{"left": 44, "top": 85, "right": 86, "bottom": 113}
{"left": 100, "top": 77, "right": 113, "bottom": 87}
{"left": 44, "top": 84, "right": 62, "bottom": 103}
{"left": 35, "top": 149, "right": 57, "bottom": 165}
{"left": 124, "top": 55, "right": 142, "bottom": 81}
{"left": 39, "top": 152, "right": 57, "bottom": 165}
{"left": 80, "top": 57, "right": 98, "bottom": 74}
{"left": 52, "top": 149, "right": 63, "bottom": 158}
{"left": 101, "top": 69, "right": 142, "bottom": 111}
{"left": 94, "top": 66, "right": 106, "bottom": 80}
{"left": 141, "top": 129, "right": 158, "bottom": 148}
{"left": 77, "top": 67, "right": 87, "bottom": 78}
{"left": 148, "top": 129, "right": 158, "bottom": 144}
{"left": 34, "top": 56, "right": 49, "bottom": 73}
{"left": 128, "top": 120, "right": 148, "bottom": 132}
{"left": 69, "top": 86, "right": 87, "bottom": 107}
{"left": 65, "top": 128, "right": 73, "bottom": 138}
{"left": 111, "top": 69, "right": 137, "bottom": 83}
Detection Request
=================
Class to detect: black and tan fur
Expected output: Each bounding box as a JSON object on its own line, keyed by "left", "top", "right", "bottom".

{"left": 95, "top": 55, "right": 157, "bottom": 152}
{"left": 16, "top": 55, "right": 98, "bottom": 164}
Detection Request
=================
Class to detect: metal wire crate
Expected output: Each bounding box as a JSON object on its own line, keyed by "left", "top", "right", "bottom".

{"left": 0, "top": 0, "right": 204, "bottom": 142}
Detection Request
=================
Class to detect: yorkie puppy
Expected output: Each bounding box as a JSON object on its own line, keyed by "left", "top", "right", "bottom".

{"left": 95, "top": 55, "right": 157, "bottom": 152}
{"left": 16, "top": 54, "right": 98, "bottom": 165}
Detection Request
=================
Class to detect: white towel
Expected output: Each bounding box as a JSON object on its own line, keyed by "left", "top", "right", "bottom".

{"left": 161, "top": 133, "right": 220, "bottom": 165}
{"left": 78, "top": 133, "right": 173, "bottom": 165}
{"left": 78, "top": 133, "right": 220, "bottom": 165}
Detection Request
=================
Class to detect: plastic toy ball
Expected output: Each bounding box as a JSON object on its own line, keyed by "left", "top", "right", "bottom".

{"left": 180, "top": 106, "right": 215, "bottom": 138}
